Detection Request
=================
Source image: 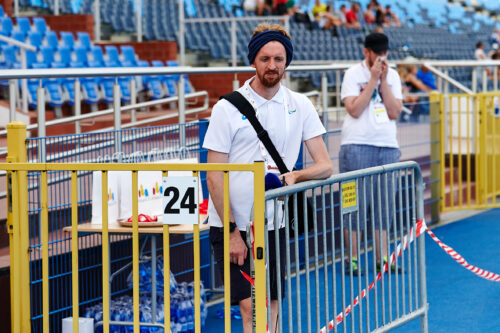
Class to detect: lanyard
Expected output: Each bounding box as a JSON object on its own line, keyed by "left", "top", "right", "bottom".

{"left": 243, "top": 83, "right": 290, "bottom": 174}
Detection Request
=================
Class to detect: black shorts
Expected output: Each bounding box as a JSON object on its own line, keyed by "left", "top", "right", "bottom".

{"left": 209, "top": 227, "right": 286, "bottom": 305}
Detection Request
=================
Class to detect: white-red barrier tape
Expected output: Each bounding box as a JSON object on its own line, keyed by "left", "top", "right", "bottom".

{"left": 319, "top": 219, "right": 500, "bottom": 333}
{"left": 424, "top": 222, "right": 500, "bottom": 282}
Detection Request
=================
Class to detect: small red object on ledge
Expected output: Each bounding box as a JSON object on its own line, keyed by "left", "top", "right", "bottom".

{"left": 126, "top": 214, "right": 158, "bottom": 222}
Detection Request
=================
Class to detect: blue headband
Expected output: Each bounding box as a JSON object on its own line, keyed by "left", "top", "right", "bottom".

{"left": 247, "top": 30, "right": 293, "bottom": 67}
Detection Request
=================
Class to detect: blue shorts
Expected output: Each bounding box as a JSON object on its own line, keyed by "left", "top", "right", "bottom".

{"left": 339, "top": 144, "right": 401, "bottom": 230}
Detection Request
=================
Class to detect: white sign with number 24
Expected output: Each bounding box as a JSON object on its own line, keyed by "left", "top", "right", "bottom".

{"left": 162, "top": 176, "right": 199, "bottom": 225}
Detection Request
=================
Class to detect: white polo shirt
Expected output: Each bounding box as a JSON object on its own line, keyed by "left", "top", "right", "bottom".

{"left": 340, "top": 60, "right": 403, "bottom": 148}
{"left": 203, "top": 77, "right": 326, "bottom": 230}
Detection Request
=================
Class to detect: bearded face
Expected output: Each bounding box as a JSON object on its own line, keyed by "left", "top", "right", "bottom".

{"left": 251, "top": 41, "right": 287, "bottom": 88}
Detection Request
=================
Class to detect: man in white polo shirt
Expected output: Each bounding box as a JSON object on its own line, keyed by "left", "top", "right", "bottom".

{"left": 340, "top": 32, "right": 403, "bottom": 276}
{"left": 203, "top": 22, "right": 332, "bottom": 333}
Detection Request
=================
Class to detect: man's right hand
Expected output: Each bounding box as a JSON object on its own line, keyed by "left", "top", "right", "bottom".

{"left": 371, "top": 57, "right": 385, "bottom": 80}
{"left": 230, "top": 228, "right": 248, "bottom": 266}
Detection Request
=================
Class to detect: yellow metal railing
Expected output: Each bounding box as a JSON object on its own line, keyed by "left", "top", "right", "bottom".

{"left": 434, "top": 92, "right": 500, "bottom": 211}
{"left": 3, "top": 122, "right": 267, "bottom": 333}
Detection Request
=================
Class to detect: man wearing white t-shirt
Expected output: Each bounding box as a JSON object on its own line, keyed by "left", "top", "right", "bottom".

{"left": 203, "top": 23, "right": 332, "bottom": 333}
{"left": 340, "top": 32, "right": 403, "bottom": 276}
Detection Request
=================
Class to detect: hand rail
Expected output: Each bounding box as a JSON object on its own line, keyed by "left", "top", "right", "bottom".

{"left": 0, "top": 35, "right": 37, "bottom": 52}
{"left": 423, "top": 63, "right": 474, "bottom": 94}
{"left": 0, "top": 91, "right": 208, "bottom": 137}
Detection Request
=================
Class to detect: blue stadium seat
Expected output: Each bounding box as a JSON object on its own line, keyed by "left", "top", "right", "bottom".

{"left": 166, "top": 60, "right": 193, "bottom": 94}
{"left": 0, "top": 5, "right": 4, "bottom": 17}
{"left": 90, "top": 46, "right": 105, "bottom": 67}
{"left": 11, "top": 30, "right": 26, "bottom": 44}
{"left": 57, "top": 46, "right": 72, "bottom": 67}
{"left": 73, "top": 46, "right": 88, "bottom": 67}
{"left": 152, "top": 60, "right": 177, "bottom": 96}
{"left": 3, "top": 45, "right": 19, "bottom": 68}
{"left": 45, "top": 31, "right": 59, "bottom": 49}
{"left": 27, "top": 31, "right": 42, "bottom": 50}
{"left": 143, "top": 60, "right": 166, "bottom": 99}
{"left": 41, "top": 45, "right": 57, "bottom": 66}
{"left": 104, "top": 45, "right": 121, "bottom": 67}
{"left": 1, "top": 17, "right": 13, "bottom": 36}
{"left": 25, "top": 49, "right": 38, "bottom": 68}
{"left": 15, "top": 17, "right": 31, "bottom": 37}
{"left": 120, "top": 45, "right": 137, "bottom": 67}
{"left": 32, "top": 17, "right": 47, "bottom": 36}
{"left": 76, "top": 32, "right": 91, "bottom": 51}
{"left": 60, "top": 31, "right": 75, "bottom": 50}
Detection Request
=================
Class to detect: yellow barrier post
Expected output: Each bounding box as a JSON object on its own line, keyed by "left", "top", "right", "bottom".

{"left": 71, "top": 171, "right": 80, "bottom": 333}
{"left": 6, "top": 122, "right": 31, "bottom": 333}
{"left": 162, "top": 170, "right": 171, "bottom": 333}
{"left": 252, "top": 161, "right": 266, "bottom": 332}
{"left": 192, "top": 171, "right": 201, "bottom": 333}
{"left": 132, "top": 171, "right": 140, "bottom": 333}
{"left": 478, "top": 94, "right": 487, "bottom": 206}
{"left": 430, "top": 92, "right": 442, "bottom": 219}
{"left": 101, "top": 171, "right": 110, "bottom": 333}
{"left": 41, "top": 171, "right": 49, "bottom": 332}
{"left": 223, "top": 171, "right": 231, "bottom": 332}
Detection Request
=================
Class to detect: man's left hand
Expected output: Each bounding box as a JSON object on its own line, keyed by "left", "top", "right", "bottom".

{"left": 280, "top": 171, "right": 298, "bottom": 186}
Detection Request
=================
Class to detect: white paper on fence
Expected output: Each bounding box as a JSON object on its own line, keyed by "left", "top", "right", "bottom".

{"left": 90, "top": 171, "right": 120, "bottom": 225}
{"left": 119, "top": 158, "right": 202, "bottom": 221}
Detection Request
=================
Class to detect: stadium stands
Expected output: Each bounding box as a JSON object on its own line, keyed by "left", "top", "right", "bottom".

{"left": 2, "top": 0, "right": 499, "bottom": 102}
{"left": 0, "top": 8, "right": 197, "bottom": 113}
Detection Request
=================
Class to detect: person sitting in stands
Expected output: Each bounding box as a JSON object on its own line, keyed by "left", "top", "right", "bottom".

{"left": 416, "top": 65, "right": 437, "bottom": 91}
{"left": 312, "top": 0, "right": 342, "bottom": 30}
{"left": 274, "top": 0, "right": 288, "bottom": 15}
{"left": 345, "top": 2, "right": 362, "bottom": 28}
{"left": 364, "top": 1, "right": 377, "bottom": 25}
{"left": 384, "top": 5, "right": 401, "bottom": 27}
{"left": 398, "top": 64, "right": 434, "bottom": 122}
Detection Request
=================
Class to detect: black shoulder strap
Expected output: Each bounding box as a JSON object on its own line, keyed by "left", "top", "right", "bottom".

{"left": 220, "top": 91, "right": 289, "bottom": 174}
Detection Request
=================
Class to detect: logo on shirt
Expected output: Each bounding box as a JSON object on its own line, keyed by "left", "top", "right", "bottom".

{"left": 242, "top": 115, "right": 247, "bottom": 120}
{"left": 288, "top": 109, "right": 296, "bottom": 115}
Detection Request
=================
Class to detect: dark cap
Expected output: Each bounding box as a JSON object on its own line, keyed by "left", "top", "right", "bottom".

{"left": 364, "top": 33, "right": 389, "bottom": 53}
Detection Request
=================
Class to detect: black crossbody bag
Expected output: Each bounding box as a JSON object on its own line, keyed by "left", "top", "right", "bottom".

{"left": 220, "top": 91, "right": 314, "bottom": 235}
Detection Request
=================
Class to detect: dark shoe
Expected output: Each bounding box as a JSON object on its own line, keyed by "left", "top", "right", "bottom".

{"left": 376, "top": 257, "right": 404, "bottom": 274}
{"left": 345, "top": 258, "right": 364, "bottom": 276}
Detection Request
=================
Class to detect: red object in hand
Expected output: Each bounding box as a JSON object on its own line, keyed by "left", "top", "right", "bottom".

{"left": 127, "top": 214, "right": 158, "bottom": 222}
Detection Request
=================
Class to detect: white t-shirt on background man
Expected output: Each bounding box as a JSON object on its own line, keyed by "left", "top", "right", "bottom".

{"left": 340, "top": 60, "right": 403, "bottom": 148}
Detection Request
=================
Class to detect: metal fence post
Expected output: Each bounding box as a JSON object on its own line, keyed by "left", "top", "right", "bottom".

{"left": 37, "top": 86, "right": 46, "bottom": 161}
{"left": 6, "top": 122, "right": 30, "bottom": 333}
{"left": 130, "top": 79, "right": 137, "bottom": 124}
{"left": 416, "top": 168, "right": 429, "bottom": 333}
{"left": 94, "top": 0, "right": 101, "bottom": 42}
{"left": 9, "top": 80, "right": 16, "bottom": 122}
{"left": 113, "top": 82, "right": 122, "bottom": 155}
{"left": 74, "top": 79, "right": 81, "bottom": 134}
{"left": 429, "top": 92, "right": 442, "bottom": 219}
